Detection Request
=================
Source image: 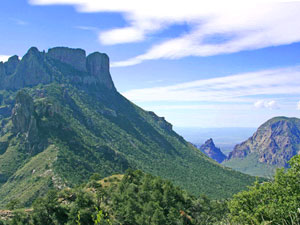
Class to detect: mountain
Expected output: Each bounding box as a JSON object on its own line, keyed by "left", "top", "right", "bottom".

{"left": 196, "top": 138, "right": 227, "bottom": 163}
{"left": 223, "top": 117, "right": 300, "bottom": 177}
{"left": 0, "top": 47, "right": 257, "bottom": 207}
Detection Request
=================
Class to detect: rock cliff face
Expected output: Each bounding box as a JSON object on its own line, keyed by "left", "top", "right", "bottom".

{"left": 11, "top": 91, "right": 37, "bottom": 142}
{"left": 4, "top": 55, "right": 20, "bottom": 75}
{"left": 47, "top": 47, "right": 87, "bottom": 72}
{"left": 198, "top": 138, "right": 227, "bottom": 163}
{"left": 7, "top": 47, "right": 51, "bottom": 90}
{"left": 227, "top": 117, "right": 300, "bottom": 168}
{"left": 86, "top": 52, "right": 114, "bottom": 90}
{"left": 0, "top": 63, "right": 6, "bottom": 89}
{"left": 0, "top": 47, "right": 115, "bottom": 91}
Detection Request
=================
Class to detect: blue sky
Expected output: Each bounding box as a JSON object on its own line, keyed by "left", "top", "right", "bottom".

{"left": 1, "top": 0, "right": 300, "bottom": 127}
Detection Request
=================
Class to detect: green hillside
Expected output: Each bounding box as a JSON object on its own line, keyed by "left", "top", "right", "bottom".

{"left": 0, "top": 47, "right": 257, "bottom": 208}
{"left": 0, "top": 170, "right": 228, "bottom": 225}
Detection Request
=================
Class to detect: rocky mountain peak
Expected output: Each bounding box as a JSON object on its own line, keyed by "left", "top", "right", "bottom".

{"left": 47, "top": 47, "right": 87, "bottom": 72}
{"left": 205, "top": 138, "right": 214, "bottom": 147}
{"left": 198, "top": 138, "right": 227, "bottom": 163}
{"left": 227, "top": 117, "right": 300, "bottom": 167}
{"left": 27, "top": 47, "right": 40, "bottom": 56}
{"left": 0, "top": 46, "right": 116, "bottom": 91}
{"left": 4, "top": 55, "right": 20, "bottom": 75}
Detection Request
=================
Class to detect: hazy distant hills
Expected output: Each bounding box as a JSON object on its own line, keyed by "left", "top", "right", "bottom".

{"left": 224, "top": 117, "right": 300, "bottom": 177}
{"left": 175, "top": 127, "right": 256, "bottom": 155}
{"left": 0, "top": 47, "right": 257, "bottom": 207}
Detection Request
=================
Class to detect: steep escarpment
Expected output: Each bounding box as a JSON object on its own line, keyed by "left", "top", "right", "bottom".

{"left": 0, "top": 46, "right": 257, "bottom": 207}
{"left": 224, "top": 117, "right": 300, "bottom": 176}
{"left": 0, "top": 47, "right": 115, "bottom": 91}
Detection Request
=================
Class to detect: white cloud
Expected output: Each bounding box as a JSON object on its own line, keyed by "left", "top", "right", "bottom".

{"left": 30, "top": 0, "right": 300, "bottom": 66}
{"left": 296, "top": 101, "right": 300, "bottom": 110}
{"left": 0, "top": 55, "right": 10, "bottom": 63}
{"left": 143, "top": 104, "right": 252, "bottom": 111}
{"left": 74, "top": 26, "right": 98, "bottom": 31}
{"left": 254, "top": 100, "right": 279, "bottom": 109}
{"left": 122, "top": 66, "right": 300, "bottom": 103}
{"left": 99, "top": 27, "right": 145, "bottom": 45}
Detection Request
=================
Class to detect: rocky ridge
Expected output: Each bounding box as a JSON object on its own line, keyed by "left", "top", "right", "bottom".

{"left": 0, "top": 47, "right": 115, "bottom": 91}
{"left": 227, "top": 117, "right": 300, "bottom": 168}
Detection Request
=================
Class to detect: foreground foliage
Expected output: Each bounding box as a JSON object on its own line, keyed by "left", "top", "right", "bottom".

{"left": 3, "top": 155, "right": 300, "bottom": 225}
{"left": 0, "top": 170, "right": 228, "bottom": 225}
{"left": 228, "top": 155, "right": 300, "bottom": 224}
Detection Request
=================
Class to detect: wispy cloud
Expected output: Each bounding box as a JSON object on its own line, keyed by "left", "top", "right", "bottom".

{"left": 74, "top": 26, "right": 98, "bottom": 31}
{"left": 0, "top": 55, "right": 10, "bottom": 62}
{"left": 254, "top": 100, "right": 280, "bottom": 109}
{"left": 122, "top": 66, "right": 300, "bottom": 103}
{"left": 30, "top": 0, "right": 300, "bottom": 66}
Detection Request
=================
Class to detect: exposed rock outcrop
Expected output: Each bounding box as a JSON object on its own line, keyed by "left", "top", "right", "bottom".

{"left": 8, "top": 47, "right": 51, "bottom": 90}
{"left": 227, "top": 117, "right": 300, "bottom": 167}
{"left": 4, "top": 55, "right": 20, "bottom": 75}
{"left": 148, "top": 111, "right": 173, "bottom": 132}
{"left": 198, "top": 138, "right": 227, "bottom": 163}
{"left": 47, "top": 47, "right": 87, "bottom": 72}
{"left": 0, "top": 63, "right": 6, "bottom": 89}
{"left": 0, "top": 46, "right": 116, "bottom": 91}
{"left": 86, "top": 52, "right": 115, "bottom": 90}
{"left": 12, "top": 91, "right": 36, "bottom": 134}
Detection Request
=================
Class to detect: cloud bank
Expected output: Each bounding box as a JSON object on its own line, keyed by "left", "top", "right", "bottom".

{"left": 30, "top": 0, "right": 300, "bottom": 66}
{"left": 122, "top": 66, "right": 300, "bottom": 103}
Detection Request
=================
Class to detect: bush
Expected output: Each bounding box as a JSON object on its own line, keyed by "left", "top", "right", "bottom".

{"left": 228, "top": 155, "right": 300, "bottom": 224}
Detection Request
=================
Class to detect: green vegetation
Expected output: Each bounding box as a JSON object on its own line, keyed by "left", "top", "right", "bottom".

{"left": 0, "top": 46, "right": 258, "bottom": 211}
{"left": 0, "top": 170, "right": 228, "bottom": 225}
{"left": 228, "top": 154, "right": 300, "bottom": 224}
{"left": 0, "top": 82, "right": 257, "bottom": 207}
{"left": 223, "top": 153, "right": 277, "bottom": 178}
{"left": 2, "top": 155, "right": 300, "bottom": 224}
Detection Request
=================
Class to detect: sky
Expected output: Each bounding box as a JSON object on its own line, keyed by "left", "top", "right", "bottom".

{"left": 1, "top": 0, "right": 300, "bottom": 128}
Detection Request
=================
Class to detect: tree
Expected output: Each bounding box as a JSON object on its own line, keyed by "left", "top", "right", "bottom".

{"left": 228, "top": 155, "right": 300, "bottom": 224}
{"left": 32, "top": 189, "right": 68, "bottom": 225}
{"left": 6, "top": 199, "right": 20, "bottom": 210}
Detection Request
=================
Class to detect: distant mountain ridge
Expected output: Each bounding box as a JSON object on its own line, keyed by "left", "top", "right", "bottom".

{"left": 196, "top": 138, "right": 227, "bottom": 163}
{"left": 224, "top": 117, "right": 300, "bottom": 177}
{"left": 0, "top": 46, "right": 256, "bottom": 207}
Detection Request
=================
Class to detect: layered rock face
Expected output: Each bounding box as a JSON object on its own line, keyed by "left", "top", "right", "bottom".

{"left": 47, "top": 47, "right": 87, "bottom": 72}
{"left": 0, "top": 56, "right": 20, "bottom": 89}
{"left": 4, "top": 55, "right": 20, "bottom": 75}
{"left": 198, "top": 138, "right": 227, "bottom": 163}
{"left": 12, "top": 91, "right": 38, "bottom": 143}
{"left": 86, "top": 52, "right": 114, "bottom": 90}
{"left": 227, "top": 117, "right": 300, "bottom": 167}
{"left": 7, "top": 47, "right": 51, "bottom": 90}
{"left": 0, "top": 47, "right": 115, "bottom": 91}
